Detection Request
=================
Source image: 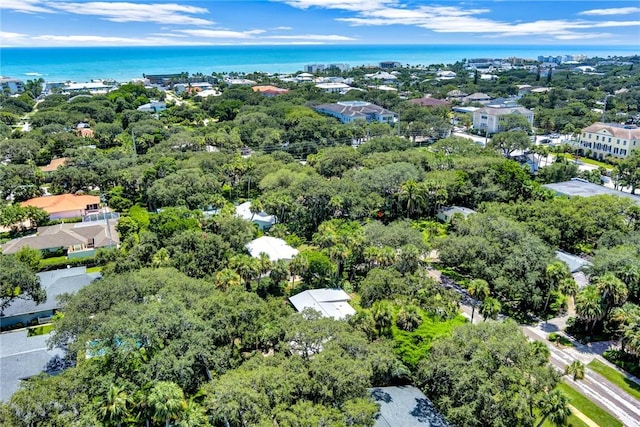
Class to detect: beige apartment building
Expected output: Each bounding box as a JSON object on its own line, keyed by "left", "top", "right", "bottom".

{"left": 579, "top": 122, "right": 640, "bottom": 159}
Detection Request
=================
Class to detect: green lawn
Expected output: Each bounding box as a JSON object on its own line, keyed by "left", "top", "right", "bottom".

{"left": 588, "top": 359, "right": 640, "bottom": 401}
{"left": 86, "top": 266, "right": 103, "bottom": 273}
{"left": 27, "top": 324, "right": 54, "bottom": 337}
{"left": 557, "top": 381, "right": 623, "bottom": 427}
{"left": 557, "top": 153, "right": 613, "bottom": 170}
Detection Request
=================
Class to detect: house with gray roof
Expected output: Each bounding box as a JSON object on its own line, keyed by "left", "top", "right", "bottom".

{"left": 543, "top": 178, "right": 640, "bottom": 205}
{"left": 0, "top": 266, "right": 100, "bottom": 328}
{"left": 315, "top": 101, "right": 395, "bottom": 124}
{"left": 2, "top": 221, "right": 118, "bottom": 257}
{"left": 1, "top": 330, "right": 65, "bottom": 401}
{"left": 370, "top": 386, "right": 450, "bottom": 427}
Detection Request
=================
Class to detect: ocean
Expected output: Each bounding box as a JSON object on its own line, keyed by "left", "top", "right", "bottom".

{"left": 0, "top": 44, "right": 638, "bottom": 83}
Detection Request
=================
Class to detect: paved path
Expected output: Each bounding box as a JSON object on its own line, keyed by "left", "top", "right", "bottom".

{"left": 568, "top": 404, "right": 599, "bottom": 427}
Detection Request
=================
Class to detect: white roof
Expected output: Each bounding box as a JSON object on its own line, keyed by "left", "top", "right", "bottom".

{"left": 289, "top": 289, "right": 356, "bottom": 320}
{"left": 66, "top": 82, "right": 110, "bottom": 90}
{"left": 246, "top": 236, "right": 298, "bottom": 261}
{"left": 315, "top": 82, "right": 351, "bottom": 89}
{"left": 196, "top": 89, "right": 221, "bottom": 97}
{"left": 235, "top": 201, "right": 276, "bottom": 225}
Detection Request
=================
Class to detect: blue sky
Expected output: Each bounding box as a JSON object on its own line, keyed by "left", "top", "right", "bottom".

{"left": 1, "top": 0, "right": 639, "bottom": 47}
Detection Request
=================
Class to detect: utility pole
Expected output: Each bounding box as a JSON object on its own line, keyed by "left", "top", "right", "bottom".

{"left": 131, "top": 129, "right": 137, "bottom": 161}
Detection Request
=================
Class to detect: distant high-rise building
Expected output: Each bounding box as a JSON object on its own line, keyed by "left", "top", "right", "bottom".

{"left": 379, "top": 61, "right": 401, "bottom": 69}
{"left": 304, "top": 64, "right": 325, "bottom": 73}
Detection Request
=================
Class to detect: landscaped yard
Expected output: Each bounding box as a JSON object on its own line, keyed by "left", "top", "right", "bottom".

{"left": 557, "top": 381, "right": 623, "bottom": 427}
{"left": 588, "top": 359, "right": 640, "bottom": 401}
{"left": 27, "top": 324, "right": 54, "bottom": 337}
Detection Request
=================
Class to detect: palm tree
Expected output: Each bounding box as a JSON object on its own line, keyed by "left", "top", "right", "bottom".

{"left": 328, "top": 243, "right": 350, "bottom": 282}
{"left": 230, "top": 254, "right": 260, "bottom": 290}
{"left": 177, "top": 399, "right": 207, "bottom": 427}
{"left": 257, "top": 252, "right": 272, "bottom": 285}
{"left": 594, "top": 272, "right": 628, "bottom": 318}
{"left": 396, "top": 305, "right": 423, "bottom": 332}
{"left": 372, "top": 300, "right": 393, "bottom": 337}
{"left": 148, "top": 381, "right": 186, "bottom": 427}
{"left": 289, "top": 254, "right": 309, "bottom": 287}
{"left": 214, "top": 268, "right": 242, "bottom": 291}
{"left": 543, "top": 261, "right": 570, "bottom": 313}
{"left": 468, "top": 279, "right": 490, "bottom": 323}
{"left": 536, "top": 389, "right": 571, "bottom": 427}
{"left": 398, "top": 180, "right": 425, "bottom": 218}
{"left": 575, "top": 285, "right": 604, "bottom": 332}
{"left": 623, "top": 323, "right": 640, "bottom": 357}
{"left": 376, "top": 246, "right": 397, "bottom": 267}
{"left": 565, "top": 360, "right": 585, "bottom": 381}
{"left": 480, "top": 297, "right": 501, "bottom": 321}
{"left": 99, "top": 384, "right": 131, "bottom": 427}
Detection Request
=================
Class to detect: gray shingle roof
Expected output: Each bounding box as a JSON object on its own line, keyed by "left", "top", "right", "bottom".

{"left": 1, "top": 267, "right": 100, "bottom": 318}
{"left": 370, "top": 386, "right": 450, "bottom": 427}
{"left": 0, "top": 330, "right": 65, "bottom": 401}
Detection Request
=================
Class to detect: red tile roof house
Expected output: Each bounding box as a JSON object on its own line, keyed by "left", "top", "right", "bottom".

{"left": 21, "top": 194, "right": 101, "bottom": 220}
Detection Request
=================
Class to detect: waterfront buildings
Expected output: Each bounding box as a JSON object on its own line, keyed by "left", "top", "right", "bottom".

{"left": 0, "top": 77, "right": 25, "bottom": 94}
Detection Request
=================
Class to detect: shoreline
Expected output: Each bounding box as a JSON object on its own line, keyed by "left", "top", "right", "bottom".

{"left": 2, "top": 44, "right": 637, "bottom": 84}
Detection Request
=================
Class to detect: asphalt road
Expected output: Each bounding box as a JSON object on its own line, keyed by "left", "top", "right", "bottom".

{"left": 458, "top": 303, "right": 640, "bottom": 426}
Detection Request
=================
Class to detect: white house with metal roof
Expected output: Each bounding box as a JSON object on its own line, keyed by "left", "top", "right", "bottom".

{"left": 246, "top": 236, "right": 298, "bottom": 262}
{"left": 289, "top": 289, "right": 356, "bottom": 320}
{"left": 315, "top": 101, "right": 395, "bottom": 124}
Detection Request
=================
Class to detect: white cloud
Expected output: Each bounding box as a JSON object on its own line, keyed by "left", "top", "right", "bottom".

{"left": 282, "top": 0, "right": 392, "bottom": 12}
{"left": 286, "top": 0, "right": 638, "bottom": 40}
{"left": 175, "top": 29, "right": 266, "bottom": 38}
{"left": 0, "top": 31, "right": 29, "bottom": 41}
{"left": 265, "top": 34, "right": 356, "bottom": 40}
{"left": 0, "top": 0, "right": 54, "bottom": 13}
{"left": 274, "top": 26, "right": 293, "bottom": 30}
{"left": 579, "top": 7, "right": 640, "bottom": 16}
{"left": 50, "top": 2, "right": 213, "bottom": 26}
{"left": 31, "top": 34, "right": 212, "bottom": 46}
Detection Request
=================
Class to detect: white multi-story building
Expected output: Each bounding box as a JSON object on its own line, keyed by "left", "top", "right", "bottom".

{"left": 579, "top": 122, "right": 640, "bottom": 159}
{"left": 0, "top": 77, "right": 25, "bottom": 94}
{"left": 472, "top": 106, "right": 534, "bottom": 134}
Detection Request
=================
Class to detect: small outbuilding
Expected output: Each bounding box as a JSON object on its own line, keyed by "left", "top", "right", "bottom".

{"left": 289, "top": 289, "right": 355, "bottom": 320}
{"left": 436, "top": 206, "right": 476, "bottom": 223}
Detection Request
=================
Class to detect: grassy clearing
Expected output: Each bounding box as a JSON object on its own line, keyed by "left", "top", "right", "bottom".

{"left": 392, "top": 312, "right": 467, "bottom": 368}
{"left": 27, "top": 324, "right": 54, "bottom": 337}
{"left": 86, "top": 266, "right": 103, "bottom": 273}
{"left": 557, "top": 153, "right": 613, "bottom": 170}
{"left": 557, "top": 381, "right": 623, "bottom": 427}
{"left": 588, "top": 359, "right": 640, "bottom": 401}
